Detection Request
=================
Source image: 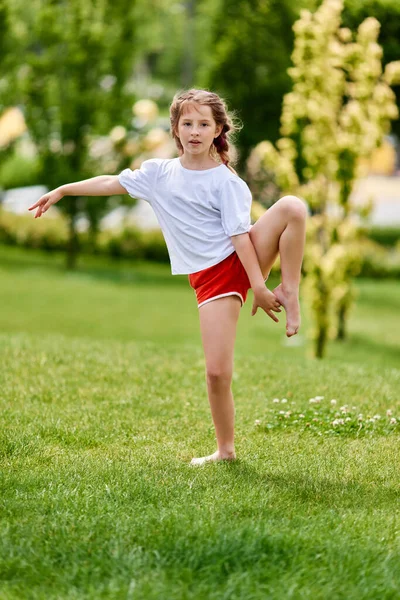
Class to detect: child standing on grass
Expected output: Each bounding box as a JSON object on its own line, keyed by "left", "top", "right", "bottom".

{"left": 29, "top": 89, "right": 307, "bottom": 466}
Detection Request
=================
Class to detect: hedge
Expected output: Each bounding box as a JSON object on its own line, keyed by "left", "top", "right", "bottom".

{"left": 1, "top": 207, "right": 399, "bottom": 277}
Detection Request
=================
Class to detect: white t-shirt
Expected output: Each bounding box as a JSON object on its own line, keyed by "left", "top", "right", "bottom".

{"left": 118, "top": 157, "right": 252, "bottom": 275}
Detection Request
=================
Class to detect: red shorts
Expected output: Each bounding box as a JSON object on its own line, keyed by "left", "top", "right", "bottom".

{"left": 188, "top": 251, "right": 251, "bottom": 309}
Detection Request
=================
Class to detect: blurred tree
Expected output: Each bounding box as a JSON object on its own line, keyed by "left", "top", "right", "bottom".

{"left": 200, "top": 0, "right": 400, "bottom": 170}
{"left": 248, "top": 0, "right": 400, "bottom": 358}
{"left": 129, "top": 0, "right": 223, "bottom": 105}
{"left": 0, "top": 0, "right": 139, "bottom": 269}
{"left": 200, "top": 0, "right": 319, "bottom": 169}
{"left": 342, "top": 0, "right": 400, "bottom": 140}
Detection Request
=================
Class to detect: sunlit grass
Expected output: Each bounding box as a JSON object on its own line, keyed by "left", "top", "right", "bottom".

{"left": 1, "top": 244, "right": 399, "bottom": 599}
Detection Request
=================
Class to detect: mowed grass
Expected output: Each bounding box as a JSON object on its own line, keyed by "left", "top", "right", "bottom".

{"left": 1, "top": 244, "right": 400, "bottom": 599}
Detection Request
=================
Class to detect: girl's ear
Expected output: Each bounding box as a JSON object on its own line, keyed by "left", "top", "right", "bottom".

{"left": 215, "top": 125, "right": 223, "bottom": 138}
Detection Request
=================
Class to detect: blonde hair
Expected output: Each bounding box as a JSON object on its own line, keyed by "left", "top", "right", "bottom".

{"left": 169, "top": 89, "right": 241, "bottom": 174}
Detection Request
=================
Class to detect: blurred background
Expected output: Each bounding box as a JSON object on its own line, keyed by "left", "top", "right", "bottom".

{"left": 0, "top": 0, "right": 399, "bottom": 360}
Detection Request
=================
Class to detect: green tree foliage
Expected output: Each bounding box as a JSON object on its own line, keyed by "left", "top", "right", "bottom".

{"left": 201, "top": 0, "right": 400, "bottom": 169}
{"left": 342, "top": 0, "right": 400, "bottom": 139}
{"left": 248, "top": 0, "right": 400, "bottom": 358}
{"left": 1, "top": 0, "right": 138, "bottom": 269}
{"left": 131, "top": 0, "right": 222, "bottom": 98}
{"left": 200, "top": 0, "right": 319, "bottom": 167}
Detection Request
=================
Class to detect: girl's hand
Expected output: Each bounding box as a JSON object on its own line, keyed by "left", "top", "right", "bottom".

{"left": 28, "top": 188, "right": 63, "bottom": 218}
{"left": 252, "top": 287, "right": 282, "bottom": 322}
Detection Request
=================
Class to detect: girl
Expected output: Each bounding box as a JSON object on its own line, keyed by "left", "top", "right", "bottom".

{"left": 29, "top": 89, "right": 307, "bottom": 466}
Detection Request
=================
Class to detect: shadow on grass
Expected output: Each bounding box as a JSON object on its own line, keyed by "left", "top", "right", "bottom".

{"left": 220, "top": 458, "right": 400, "bottom": 510}
{"left": 330, "top": 332, "right": 400, "bottom": 366}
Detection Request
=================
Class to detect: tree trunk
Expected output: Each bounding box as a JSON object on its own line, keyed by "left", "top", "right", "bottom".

{"left": 314, "top": 265, "right": 329, "bottom": 359}
{"left": 315, "top": 324, "right": 327, "bottom": 359}
{"left": 336, "top": 303, "right": 346, "bottom": 340}
{"left": 182, "top": 0, "right": 195, "bottom": 88}
{"left": 88, "top": 223, "right": 98, "bottom": 254}
{"left": 66, "top": 200, "right": 79, "bottom": 270}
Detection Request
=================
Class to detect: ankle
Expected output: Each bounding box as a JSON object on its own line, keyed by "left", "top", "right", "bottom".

{"left": 280, "top": 284, "right": 299, "bottom": 296}
{"left": 218, "top": 447, "right": 235, "bottom": 458}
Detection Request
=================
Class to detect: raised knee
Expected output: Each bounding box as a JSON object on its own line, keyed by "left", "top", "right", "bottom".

{"left": 280, "top": 195, "right": 308, "bottom": 221}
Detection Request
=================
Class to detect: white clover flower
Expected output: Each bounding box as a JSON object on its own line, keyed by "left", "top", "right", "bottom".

{"left": 345, "top": 417, "right": 351, "bottom": 422}
{"left": 254, "top": 419, "right": 261, "bottom": 426}
{"left": 281, "top": 398, "right": 288, "bottom": 404}
{"left": 331, "top": 399, "right": 337, "bottom": 405}
{"left": 285, "top": 411, "right": 292, "bottom": 418}
{"left": 273, "top": 398, "right": 280, "bottom": 403}
{"left": 390, "top": 418, "right": 397, "bottom": 425}
{"left": 299, "top": 414, "right": 305, "bottom": 418}
{"left": 309, "top": 398, "right": 317, "bottom": 404}
{"left": 373, "top": 415, "right": 381, "bottom": 420}
{"left": 315, "top": 396, "right": 324, "bottom": 401}
{"left": 358, "top": 416, "right": 363, "bottom": 421}
{"left": 340, "top": 405, "right": 349, "bottom": 413}
{"left": 279, "top": 410, "right": 286, "bottom": 415}
{"left": 386, "top": 409, "right": 393, "bottom": 417}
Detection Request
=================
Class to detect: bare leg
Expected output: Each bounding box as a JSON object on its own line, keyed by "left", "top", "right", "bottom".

{"left": 191, "top": 295, "right": 241, "bottom": 465}
{"left": 249, "top": 195, "right": 307, "bottom": 336}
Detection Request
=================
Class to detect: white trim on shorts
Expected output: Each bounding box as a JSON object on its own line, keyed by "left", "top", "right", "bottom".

{"left": 197, "top": 292, "right": 244, "bottom": 309}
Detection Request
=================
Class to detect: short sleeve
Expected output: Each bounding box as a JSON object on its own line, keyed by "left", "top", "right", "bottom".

{"left": 219, "top": 177, "right": 252, "bottom": 237}
{"left": 118, "top": 159, "right": 161, "bottom": 203}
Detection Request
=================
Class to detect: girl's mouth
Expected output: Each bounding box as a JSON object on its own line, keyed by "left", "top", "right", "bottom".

{"left": 189, "top": 141, "right": 201, "bottom": 145}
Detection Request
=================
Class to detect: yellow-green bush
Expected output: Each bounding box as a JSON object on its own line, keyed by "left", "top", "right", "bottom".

{"left": 0, "top": 208, "right": 169, "bottom": 262}
{"left": 0, "top": 208, "right": 69, "bottom": 251}
{"left": 1, "top": 207, "right": 399, "bottom": 274}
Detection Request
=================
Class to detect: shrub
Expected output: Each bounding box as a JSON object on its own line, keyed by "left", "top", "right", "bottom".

{"left": 367, "top": 226, "right": 400, "bottom": 248}
{"left": 1, "top": 208, "right": 399, "bottom": 276}
{"left": 0, "top": 208, "right": 68, "bottom": 251}
{"left": 358, "top": 239, "right": 400, "bottom": 278}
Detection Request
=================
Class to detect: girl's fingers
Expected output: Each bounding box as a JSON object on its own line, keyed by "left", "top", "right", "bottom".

{"left": 32, "top": 199, "right": 53, "bottom": 217}
{"left": 29, "top": 199, "right": 46, "bottom": 211}
{"left": 267, "top": 310, "right": 279, "bottom": 323}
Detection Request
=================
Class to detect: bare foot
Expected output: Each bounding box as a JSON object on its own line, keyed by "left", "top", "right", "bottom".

{"left": 272, "top": 283, "right": 301, "bottom": 337}
{"left": 190, "top": 450, "right": 236, "bottom": 466}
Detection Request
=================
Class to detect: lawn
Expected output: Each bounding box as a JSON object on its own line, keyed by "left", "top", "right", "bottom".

{"left": 0, "top": 245, "right": 399, "bottom": 599}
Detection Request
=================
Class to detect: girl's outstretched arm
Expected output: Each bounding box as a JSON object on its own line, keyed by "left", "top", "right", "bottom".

{"left": 230, "top": 233, "right": 281, "bottom": 322}
{"left": 28, "top": 175, "right": 127, "bottom": 218}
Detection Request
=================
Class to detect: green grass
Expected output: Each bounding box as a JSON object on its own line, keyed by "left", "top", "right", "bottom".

{"left": 1, "top": 244, "right": 400, "bottom": 599}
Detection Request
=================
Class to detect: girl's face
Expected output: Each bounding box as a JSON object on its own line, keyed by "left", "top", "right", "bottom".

{"left": 176, "top": 103, "right": 222, "bottom": 157}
